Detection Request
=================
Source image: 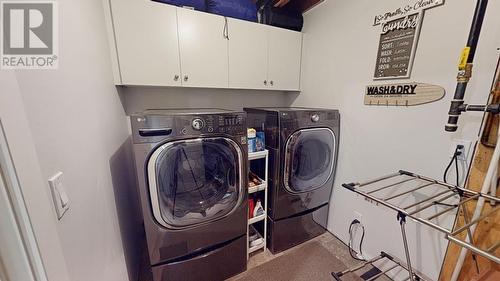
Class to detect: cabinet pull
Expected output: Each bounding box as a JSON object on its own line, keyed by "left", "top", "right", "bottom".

{"left": 264, "top": 80, "right": 267, "bottom": 86}
{"left": 174, "top": 75, "right": 179, "bottom": 81}
{"left": 270, "top": 80, "right": 274, "bottom": 86}
{"left": 223, "top": 17, "right": 229, "bottom": 40}
{"left": 184, "top": 75, "right": 189, "bottom": 82}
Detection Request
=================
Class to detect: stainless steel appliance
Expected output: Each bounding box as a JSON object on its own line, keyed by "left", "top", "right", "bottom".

{"left": 131, "top": 109, "right": 248, "bottom": 281}
{"left": 244, "top": 107, "right": 340, "bottom": 253}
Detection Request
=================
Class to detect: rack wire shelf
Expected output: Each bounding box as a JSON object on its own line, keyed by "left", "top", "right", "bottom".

{"left": 248, "top": 213, "right": 266, "bottom": 225}
{"left": 249, "top": 242, "right": 265, "bottom": 254}
{"left": 248, "top": 150, "right": 268, "bottom": 160}
{"left": 249, "top": 181, "right": 267, "bottom": 194}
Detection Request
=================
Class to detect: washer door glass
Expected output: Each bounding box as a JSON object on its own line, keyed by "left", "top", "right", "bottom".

{"left": 284, "top": 128, "right": 336, "bottom": 193}
{"left": 148, "top": 138, "right": 243, "bottom": 228}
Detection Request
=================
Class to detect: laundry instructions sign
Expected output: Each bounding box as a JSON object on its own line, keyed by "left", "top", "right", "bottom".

{"left": 373, "top": 0, "right": 445, "bottom": 79}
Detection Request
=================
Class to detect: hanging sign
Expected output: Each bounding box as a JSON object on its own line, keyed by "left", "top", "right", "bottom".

{"left": 373, "top": 0, "right": 445, "bottom": 80}
{"left": 373, "top": 0, "right": 445, "bottom": 26}
{"left": 364, "top": 82, "right": 445, "bottom": 106}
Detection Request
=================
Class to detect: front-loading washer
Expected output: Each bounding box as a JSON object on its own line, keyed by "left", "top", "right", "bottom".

{"left": 131, "top": 109, "right": 248, "bottom": 281}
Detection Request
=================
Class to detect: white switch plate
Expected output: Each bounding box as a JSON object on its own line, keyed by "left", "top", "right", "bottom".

{"left": 450, "top": 139, "right": 472, "bottom": 161}
{"left": 48, "top": 172, "right": 69, "bottom": 220}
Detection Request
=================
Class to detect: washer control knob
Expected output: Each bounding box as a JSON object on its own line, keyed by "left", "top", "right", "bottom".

{"left": 191, "top": 118, "right": 204, "bottom": 131}
{"left": 311, "top": 114, "right": 320, "bottom": 122}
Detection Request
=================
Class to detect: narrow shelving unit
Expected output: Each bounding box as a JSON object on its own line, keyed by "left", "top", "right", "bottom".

{"left": 247, "top": 149, "right": 268, "bottom": 259}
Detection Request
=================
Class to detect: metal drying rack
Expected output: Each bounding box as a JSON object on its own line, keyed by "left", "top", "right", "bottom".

{"left": 332, "top": 251, "right": 429, "bottom": 281}
{"left": 339, "top": 170, "right": 500, "bottom": 281}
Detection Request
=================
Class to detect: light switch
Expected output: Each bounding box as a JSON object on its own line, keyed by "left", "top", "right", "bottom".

{"left": 48, "top": 172, "right": 69, "bottom": 219}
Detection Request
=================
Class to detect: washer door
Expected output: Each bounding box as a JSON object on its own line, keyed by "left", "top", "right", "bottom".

{"left": 148, "top": 137, "right": 243, "bottom": 229}
{"left": 284, "top": 128, "right": 336, "bottom": 194}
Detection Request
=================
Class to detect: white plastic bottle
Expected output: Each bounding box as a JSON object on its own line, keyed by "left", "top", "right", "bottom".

{"left": 247, "top": 128, "right": 256, "bottom": 153}
{"left": 253, "top": 199, "right": 264, "bottom": 217}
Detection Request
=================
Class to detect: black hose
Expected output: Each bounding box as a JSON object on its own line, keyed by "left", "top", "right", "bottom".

{"left": 443, "top": 154, "right": 457, "bottom": 184}
{"left": 444, "top": 146, "right": 462, "bottom": 185}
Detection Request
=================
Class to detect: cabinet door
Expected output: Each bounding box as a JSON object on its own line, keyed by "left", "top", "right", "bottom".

{"left": 177, "top": 8, "right": 229, "bottom": 88}
{"left": 267, "top": 28, "right": 302, "bottom": 91}
{"left": 110, "top": 0, "right": 181, "bottom": 86}
{"left": 228, "top": 19, "right": 268, "bottom": 90}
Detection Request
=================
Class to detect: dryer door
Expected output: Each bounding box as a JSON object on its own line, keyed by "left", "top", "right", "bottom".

{"left": 284, "top": 128, "right": 336, "bottom": 194}
{"left": 148, "top": 137, "right": 244, "bottom": 229}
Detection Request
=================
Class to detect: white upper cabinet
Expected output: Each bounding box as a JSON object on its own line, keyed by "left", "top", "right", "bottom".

{"left": 268, "top": 27, "right": 302, "bottom": 91}
{"left": 106, "top": 1, "right": 302, "bottom": 91}
{"left": 177, "top": 8, "right": 228, "bottom": 88}
{"left": 110, "top": 0, "right": 181, "bottom": 86}
{"left": 228, "top": 20, "right": 302, "bottom": 91}
{"left": 228, "top": 19, "right": 268, "bottom": 90}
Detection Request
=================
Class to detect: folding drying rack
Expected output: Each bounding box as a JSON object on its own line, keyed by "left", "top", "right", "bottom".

{"left": 338, "top": 170, "right": 500, "bottom": 281}
{"left": 332, "top": 251, "right": 429, "bottom": 281}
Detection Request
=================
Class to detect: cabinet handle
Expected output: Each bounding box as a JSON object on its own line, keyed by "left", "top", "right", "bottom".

{"left": 264, "top": 80, "right": 267, "bottom": 86}
{"left": 184, "top": 75, "right": 189, "bottom": 82}
{"left": 223, "top": 17, "right": 229, "bottom": 40}
{"left": 270, "top": 80, "right": 274, "bottom": 86}
{"left": 174, "top": 75, "right": 179, "bottom": 81}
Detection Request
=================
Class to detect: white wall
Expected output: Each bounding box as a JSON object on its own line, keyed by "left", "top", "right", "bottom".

{"left": 0, "top": 73, "right": 71, "bottom": 281}
{"left": 3, "top": 0, "right": 131, "bottom": 280}
{"left": 121, "top": 87, "right": 292, "bottom": 114}
{"left": 292, "top": 1, "right": 500, "bottom": 280}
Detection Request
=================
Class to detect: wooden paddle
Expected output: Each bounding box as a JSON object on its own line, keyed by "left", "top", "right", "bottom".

{"left": 365, "top": 82, "right": 445, "bottom": 106}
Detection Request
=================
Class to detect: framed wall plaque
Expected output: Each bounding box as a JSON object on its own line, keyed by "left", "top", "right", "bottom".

{"left": 373, "top": 12, "right": 422, "bottom": 79}
{"left": 372, "top": 0, "right": 445, "bottom": 80}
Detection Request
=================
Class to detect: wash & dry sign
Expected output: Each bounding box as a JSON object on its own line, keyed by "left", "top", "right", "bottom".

{"left": 1, "top": 1, "right": 58, "bottom": 69}
{"left": 373, "top": 0, "right": 444, "bottom": 79}
{"left": 365, "top": 82, "right": 445, "bottom": 106}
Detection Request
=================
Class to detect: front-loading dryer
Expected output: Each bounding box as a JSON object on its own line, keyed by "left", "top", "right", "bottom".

{"left": 245, "top": 107, "right": 339, "bottom": 254}
{"left": 131, "top": 109, "right": 248, "bottom": 281}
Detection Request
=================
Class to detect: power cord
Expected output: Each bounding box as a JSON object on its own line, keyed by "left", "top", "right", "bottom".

{"left": 443, "top": 145, "right": 464, "bottom": 186}
{"left": 443, "top": 144, "right": 480, "bottom": 273}
{"left": 348, "top": 219, "right": 366, "bottom": 261}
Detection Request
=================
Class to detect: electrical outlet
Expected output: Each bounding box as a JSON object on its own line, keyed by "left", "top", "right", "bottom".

{"left": 354, "top": 211, "right": 363, "bottom": 223}
{"left": 450, "top": 139, "right": 472, "bottom": 161}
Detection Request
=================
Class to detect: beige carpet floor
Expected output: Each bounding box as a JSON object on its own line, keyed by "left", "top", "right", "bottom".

{"left": 230, "top": 241, "right": 362, "bottom": 281}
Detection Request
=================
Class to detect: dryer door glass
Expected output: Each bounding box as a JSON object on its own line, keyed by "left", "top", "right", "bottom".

{"left": 284, "top": 128, "right": 336, "bottom": 193}
{"left": 149, "top": 138, "right": 243, "bottom": 228}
